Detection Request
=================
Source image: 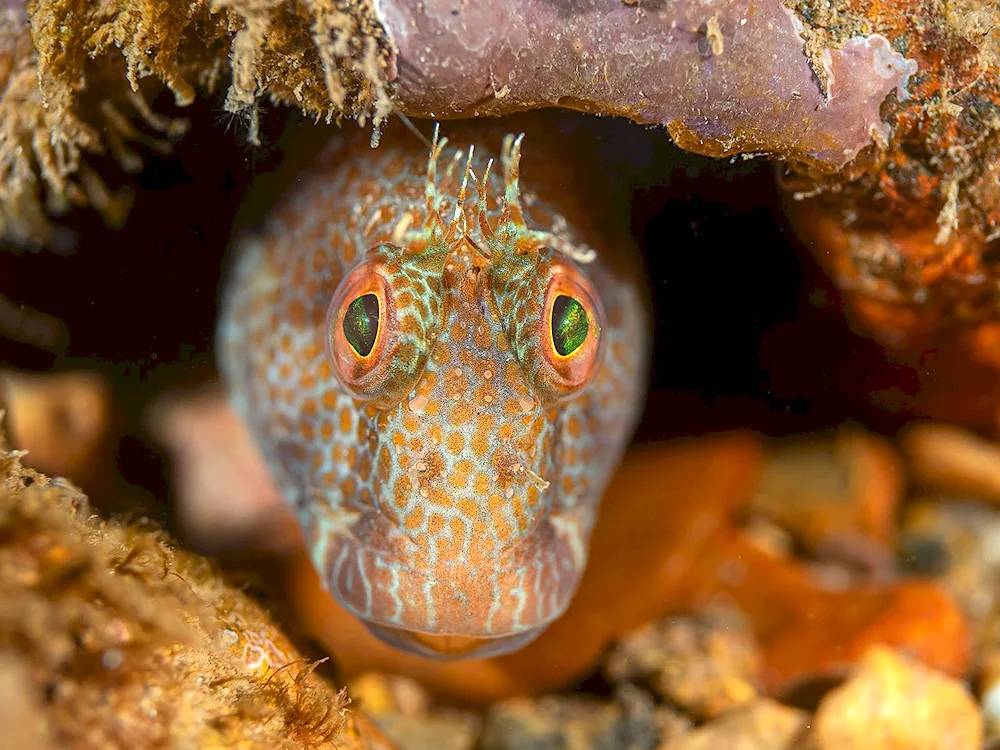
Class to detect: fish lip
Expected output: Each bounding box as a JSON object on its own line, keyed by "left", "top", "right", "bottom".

{"left": 362, "top": 622, "right": 548, "bottom": 660}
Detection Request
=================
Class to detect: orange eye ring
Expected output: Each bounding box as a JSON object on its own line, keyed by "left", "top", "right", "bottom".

{"left": 326, "top": 262, "right": 396, "bottom": 399}
{"left": 538, "top": 265, "right": 604, "bottom": 394}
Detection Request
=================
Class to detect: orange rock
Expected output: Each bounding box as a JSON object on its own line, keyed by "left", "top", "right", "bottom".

{"left": 787, "top": 207, "right": 975, "bottom": 351}
{"left": 748, "top": 428, "right": 901, "bottom": 570}
{"left": 811, "top": 646, "right": 982, "bottom": 750}
{"left": 147, "top": 388, "right": 299, "bottom": 553}
{"left": 1, "top": 369, "right": 111, "bottom": 490}
{"left": 900, "top": 421, "right": 1000, "bottom": 502}
{"left": 783, "top": 201, "right": 1000, "bottom": 429}
{"left": 701, "top": 533, "right": 969, "bottom": 694}
{"left": 288, "top": 434, "right": 970, "bottom": 702}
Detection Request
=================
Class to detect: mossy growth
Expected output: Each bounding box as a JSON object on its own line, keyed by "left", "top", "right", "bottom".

{"left": 1, "top": 0, "right": 393, "bottom": 249}
{"left": 0, "top": 409, "right": 388, "bottom": 749}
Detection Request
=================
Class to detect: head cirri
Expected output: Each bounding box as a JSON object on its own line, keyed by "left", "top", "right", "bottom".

{"left": 218, "top": 123, "right": 644, "bottom": 659}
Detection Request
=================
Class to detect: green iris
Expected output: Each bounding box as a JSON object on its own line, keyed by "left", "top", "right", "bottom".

{"left": 551, "top": 294, "right": 588, "bottom": 356}
{"left": 343, "top": 294, "right": 380, "bottom": 357}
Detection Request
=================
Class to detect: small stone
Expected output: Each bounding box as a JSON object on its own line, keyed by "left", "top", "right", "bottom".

{"left": 811, "top": 646, "right": 982, "bottom": 750}
{"left": 901, "top": 422, "right": 1000, "bottom": 502}
{"left": 348, "top": 672, "right": 479, "bottom": 750}
{"left": 347, "top": 672, "right": 431, "bottom": 717}
{"left": 748, "top": 428, "right": 900, "bottom": 573}
{"left": 373, "top": 712, "right": 480, "bottom": 750}
{"left": 741, "top": 515, "right": 794, "bottom": 559}
{"left": 979, "top": 657, "right": 1000, "bottom": 741}
{"left": 480, "top": 687, "right": 688, "bottom": 750}
{"left": 899, "top": 500, "right": 1000, "bottom": 625}
{"left": 973, "top": 606, "right": 1000, "bottom": 741}
{"left": 897, "top": 532, "right": 951, "bottom": 577}
{"left": 605, "top": 608, "right": 758, "bottom": 719}
{"left": 615, "top": 684, "right": 692, "bottom": 747}
{"left": 899, "top": 501, "right": 1000, "bottom": 742}
{"left": 660, "top": 699, "right": 807, "bottom": 750}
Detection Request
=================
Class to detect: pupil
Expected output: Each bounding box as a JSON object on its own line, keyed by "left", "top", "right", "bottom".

{"left": 343, "top": 294, "right": 380, "bottom": 357}
{"left": 552, "top": 295, "right": 588, "bottom": 356}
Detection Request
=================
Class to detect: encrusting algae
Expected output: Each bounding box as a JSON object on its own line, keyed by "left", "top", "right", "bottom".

{"left": 0, "top": 408, "right": 394, "bottom": 749}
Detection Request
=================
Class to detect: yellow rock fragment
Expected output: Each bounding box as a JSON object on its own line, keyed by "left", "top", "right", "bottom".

{"left": 812, "top": 646, "right": 982, "bottom": 750}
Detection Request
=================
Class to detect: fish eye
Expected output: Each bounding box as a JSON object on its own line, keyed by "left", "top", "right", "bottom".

{"left": 536, "top": 264, "right": 604, "bottom": 398}
{"left": 326, "top": 244, "right": 444, "bottom": 408}
{"left": 326, "top": 260, "right": 395, "bottom": 401}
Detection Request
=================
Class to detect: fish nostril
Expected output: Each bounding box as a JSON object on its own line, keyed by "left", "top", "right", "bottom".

{"left": 404, "top": 447, "right": 446, "bottom": 502}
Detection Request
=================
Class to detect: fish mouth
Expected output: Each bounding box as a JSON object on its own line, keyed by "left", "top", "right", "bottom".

{"left": 363, "top": 622, "right": 547, "bottom": 660}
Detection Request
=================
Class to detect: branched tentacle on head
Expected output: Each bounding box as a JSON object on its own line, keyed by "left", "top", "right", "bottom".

{"left": 400, "top": 123, "right": 476, "bottom": 265}
{"left": 324, "top": 125, "right": 481, "bottom": 409}
{"left": 472, "top": 133, "right": 597, "bottom": 266}
{"left": 468, "top": 132, "right": 606, "bottom": 402}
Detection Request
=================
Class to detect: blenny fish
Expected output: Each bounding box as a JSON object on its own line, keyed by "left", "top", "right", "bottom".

{"left": 218, "top": 117, "right": 649, "bottom": 659}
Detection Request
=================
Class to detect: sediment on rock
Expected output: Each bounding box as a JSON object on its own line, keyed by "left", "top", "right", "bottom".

{"left": 0, "top": 421, "right": 391, "bottom": 749}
